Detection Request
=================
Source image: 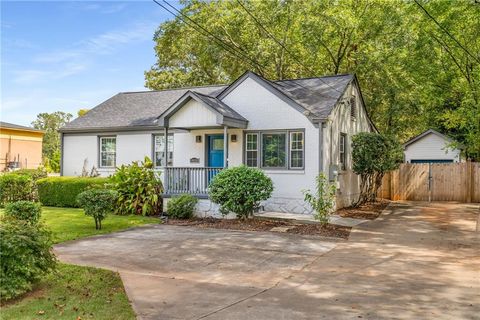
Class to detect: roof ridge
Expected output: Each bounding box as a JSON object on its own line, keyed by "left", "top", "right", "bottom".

{"left": 275, "top": 73, "right": 353, "bottom": 82}
{"left": 120, "top": 84, "right": 227, "bottom": 94}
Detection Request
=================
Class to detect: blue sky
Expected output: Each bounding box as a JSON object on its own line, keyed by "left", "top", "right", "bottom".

{"left": 1, "top": 1, "right": 177, "bottom": 126}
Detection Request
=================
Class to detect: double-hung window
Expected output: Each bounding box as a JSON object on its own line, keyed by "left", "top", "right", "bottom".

{"left": 245, "top": 133, "right": 258, "bottom": 167}
{"left": 154, "top": 134, "right": 174, "bottom": 167}
{"left": 245, "top": 130, "right": 304, "bottom": 170}
{"left": 289, "top": 131, "right": 304, "bottom": 169}
{"left": 339, "top": 133, "right": 347, "bottom": 170}
{"left": 99, "top": 136, "right": 116, "bottom": 168}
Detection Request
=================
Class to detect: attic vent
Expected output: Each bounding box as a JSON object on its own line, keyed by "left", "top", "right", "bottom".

{"left": 350, "top": 96, "right": 356, "bottom": 120}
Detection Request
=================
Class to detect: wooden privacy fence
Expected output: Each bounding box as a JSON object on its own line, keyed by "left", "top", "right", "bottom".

{"left": 380, "top": 162, "right": 480, "bottom": 203}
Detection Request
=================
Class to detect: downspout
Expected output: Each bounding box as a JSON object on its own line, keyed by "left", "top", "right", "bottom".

{"left": 318, "top": 121, "right": 324, "bottom": 173}
{"left": 60, "top": 132, "right": 64, "bottom": 176}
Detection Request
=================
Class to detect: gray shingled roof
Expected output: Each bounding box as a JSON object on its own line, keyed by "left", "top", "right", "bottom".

{"left": 273, "top": 74, "right": 353, "bottom": 119}
{"left": 61, "top": 85, "right": 226, "bottom": 131}
{"left": 60, "top": 72, "right": 354, "bottom": 132}
{"left": 0, "top": 121, "right": 43, "bottom": 132}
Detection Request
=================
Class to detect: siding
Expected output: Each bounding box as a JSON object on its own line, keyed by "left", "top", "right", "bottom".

{"left": 323, "top": 83, "right": 373, "bottom": 208}
{"left": 169, "top": 99, "right": 218, "bottom": 128}
{"left": 221, "top": 76, "right": 320, "bottom": 200}
{"left": 404, "top": 133, "right": 461, "bottom": 163}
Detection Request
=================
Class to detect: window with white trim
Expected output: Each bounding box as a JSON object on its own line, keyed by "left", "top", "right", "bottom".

{"left": 339, "top": 133, "right": 347, "bottom": 170}
{"left": 100, "top": 136, "right": 116, "bottom": 167}
{"left": 289, "top": 131, "right": 304, "bottom": 169}
{"left": 245, "top": 133, "right": 258, "bottom": 167}
{"left": 244, "top": 130, "right": 304, "bottom": 170}
{"left": 154, "top": 134, "right": 174, "bottom": 167}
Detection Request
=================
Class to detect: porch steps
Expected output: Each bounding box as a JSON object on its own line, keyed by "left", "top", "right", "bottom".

{"left": 253, "top": 211, "right": 368, "bottom": 227}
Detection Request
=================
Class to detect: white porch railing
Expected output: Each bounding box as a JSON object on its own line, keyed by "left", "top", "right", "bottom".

{"left": 163, "top": 167, "right": 223, "bottom": 196}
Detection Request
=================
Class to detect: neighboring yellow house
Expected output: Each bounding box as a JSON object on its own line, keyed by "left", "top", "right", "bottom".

{"left": 0, "top": 121, "right": 44, "bottom": 171}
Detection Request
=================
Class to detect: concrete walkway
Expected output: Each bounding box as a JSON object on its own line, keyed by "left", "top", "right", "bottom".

{"left": 55, "top": 202, "right": 480, "bottom": 319}
{"left": 254, "top": 211, "right": 369, "bottom": 227}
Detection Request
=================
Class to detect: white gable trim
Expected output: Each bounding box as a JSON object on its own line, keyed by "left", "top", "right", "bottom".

{"left": 158, "top": 91, "right": 247, "bottom": 129}
{"left": 217, "top": 71, "right": 319, "bottom": 124}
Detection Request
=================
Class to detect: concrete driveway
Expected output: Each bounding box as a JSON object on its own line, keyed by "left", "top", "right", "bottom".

{"left": 55, "top": 202, "right": 480, "bottom": 319}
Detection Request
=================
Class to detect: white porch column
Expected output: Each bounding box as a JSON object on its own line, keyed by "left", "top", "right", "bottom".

{"left": 223, "top": 125, "right": 228, "bottom": 168}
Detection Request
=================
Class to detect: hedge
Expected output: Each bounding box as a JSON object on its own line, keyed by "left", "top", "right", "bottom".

{"left": 0, "top": 174, "right": 36, "bottom": 206}
{"left": 37, "top": 177, "right": 110, "bottom": 207}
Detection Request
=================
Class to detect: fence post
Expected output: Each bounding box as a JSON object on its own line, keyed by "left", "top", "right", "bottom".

{"left": 466, "top": 160, "right": 473, "bottom": 203}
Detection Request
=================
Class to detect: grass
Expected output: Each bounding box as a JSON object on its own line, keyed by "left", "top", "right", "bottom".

{"left": 41, "top": 206, "right": 158, "bottom": 243}
{"left": 1, "top": 206, "right": 159, "bottom": 318}
{"left": 1, "top": 264, "right": 136, "bottom": 320}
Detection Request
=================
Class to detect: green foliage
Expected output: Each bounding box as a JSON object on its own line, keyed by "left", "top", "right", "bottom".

{"left": 208, "top": 165, "right": 273, "bottom": 219}
{"left": 77, "top": 189, "right": 118, "bottom": 230}
{"left": 302, "top": 173, "right": 337, "bottom": 224}
{"left": 110, "top": 157, "right": 163, "bottom": 216}
{"left": 31, "top": 111, "right": 72, "bottom": 173}
{"left": 9, "top": 168, "right": 48, "bottom": 181}
{"left": 352, "top": 132, "right": 403, "bottom": 205}
{"left": 167, "top": 194, "right": 198, "bottom": 219}
{"left": 0, "top": 174, "right": 36, "bottom": 206}
{"left": 77, "top": 108, "right": 90, "bottom": 117}
{"left": 146, "top": 0, "right": 480, "bottom": 160}
{"left": 37, "top": 177, "right": 109, "bottom": 207}
{"left": 0, "top": 218, "right": 57, "bottom": 301}
{"left": 4, "top": 201, "right": 42, "bottom": 225}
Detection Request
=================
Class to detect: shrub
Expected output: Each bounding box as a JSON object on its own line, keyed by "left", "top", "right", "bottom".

{"left": 352, "top": 132, "right": 403, "bottom": 205}
{"left": 77, "top": 189, "right": 118, "bottom": 230}
{"left": 302, "top": 173, "right": 337, "bottom": 224}
{"left": 167, "top": 194, "right": 198, "bottom": 219}
{"left": 208, "top": 165, "right": 273, "bottom": 219}
{"left": 4, "top": 201, "right": 42, "bottom": 225}
{"left": 37, "top": 177, "right": 109, "bottom": 207}
{"left": 0, "top": 174, "right": 36, "bottom": 206}
{"left": 0, "top": 218, "right": 57, "bottom": 301}
{"left": 10, "top": 168, "right": 48, "bottom": 181}
{"left": 110, "top": 157, "right": 163, "bottom": 216}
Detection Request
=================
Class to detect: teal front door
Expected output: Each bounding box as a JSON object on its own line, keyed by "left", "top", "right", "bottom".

{"left": 207, "top": 135, "right": 224, "bottom": 167}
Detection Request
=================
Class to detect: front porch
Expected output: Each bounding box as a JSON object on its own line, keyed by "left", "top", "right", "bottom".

{"left": 163, "top": 166, "right": 223, "bottom": 197}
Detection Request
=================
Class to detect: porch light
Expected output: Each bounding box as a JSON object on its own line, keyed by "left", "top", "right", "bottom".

{"left": 196, "top": 135, "right": 202, "bottom": 143}
{"left": 231, "top": 134, "right": 237, "bottom": 142}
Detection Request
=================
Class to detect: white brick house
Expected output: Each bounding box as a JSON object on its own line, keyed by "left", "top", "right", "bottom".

{"left": 60, "top": 71, "right": 376, "bottom": 215}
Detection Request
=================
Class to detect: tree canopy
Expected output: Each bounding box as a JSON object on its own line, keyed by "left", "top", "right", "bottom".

{"left": 146, "top": 0, "right": 480, "bottom": 159}
{"left": 31, "top": 111, "right": 72, "bottom": 172}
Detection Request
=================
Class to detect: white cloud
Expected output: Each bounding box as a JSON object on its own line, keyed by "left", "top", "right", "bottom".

{"left": 34, "top": 21, "right": 156, "bottom": 64}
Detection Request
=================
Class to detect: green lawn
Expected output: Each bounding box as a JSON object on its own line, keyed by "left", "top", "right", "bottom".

{"left": 41, "top": 206, "right": 158, "bottom": 243}
{"left": 1, "top": 264, "right": 136, "bottom": 320}
{"left": 1, "top": 206, "right": 159, "bottom": 318}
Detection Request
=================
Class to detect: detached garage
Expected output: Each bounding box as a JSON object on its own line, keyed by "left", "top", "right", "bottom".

{"left": 403, "top": 129, "right": 462, "bottom": 164}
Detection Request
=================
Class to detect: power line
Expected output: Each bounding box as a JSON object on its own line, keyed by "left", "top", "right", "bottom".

{"left": 414, "top": 0, "right": 480, "bottom": 64}
{"left": 152, "top": 0, "right": 267, "bottom": 73}
{"left": 235, "top": 0, "right": 313, "bottom": 75}
{"left": 235, "top": 0, "right": 342, "bottom": 94}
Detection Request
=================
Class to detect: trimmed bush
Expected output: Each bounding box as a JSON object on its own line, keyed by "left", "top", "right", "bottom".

{"left": 208, "top": 165, "right": 273, "bottom": 219}
{"left": 77, "top": 189, "right": 118, "bottom": 230}
{"left": 4, "top": 201, "right": 42, "bottom": 225}
{"left": 10, "top": 168, "right": 48, "bottom": 181}
{"left": 110, "top": 157, "right": 163, "bottom": 216}
{"left": 0, "top": 218, "right": 57, "bottom": 301}
{"left": 0, "top": 174, "right": 36, "bottom": 206}
{"left": 167, "top": 194, "right": 198, "bottom": 219}
{"left": 37, "top": 177, "right": 109, "bottom": 207}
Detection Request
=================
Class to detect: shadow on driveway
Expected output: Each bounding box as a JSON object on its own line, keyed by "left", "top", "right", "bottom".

{"left": 55, "top": 201, "right": 480, "bottom": 320}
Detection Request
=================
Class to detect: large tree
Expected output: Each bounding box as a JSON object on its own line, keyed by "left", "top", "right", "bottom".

{"left": 31, "top": 111, "right": 72, "bottom": 172}
{"left": 145, "top": 0, "right": 480, "bottom": 159}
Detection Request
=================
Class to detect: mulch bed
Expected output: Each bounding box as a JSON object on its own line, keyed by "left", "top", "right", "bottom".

{"left": 336, "top": 200, "right": 390, "bottom": 220}
{"left": 167, "top": 218, "right": 351, "bottom": 239}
